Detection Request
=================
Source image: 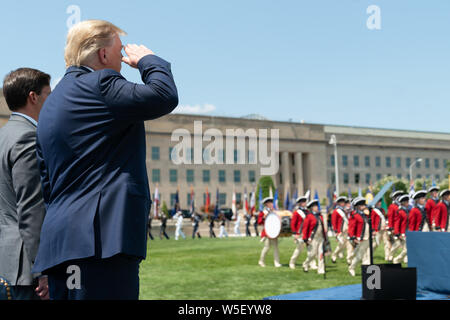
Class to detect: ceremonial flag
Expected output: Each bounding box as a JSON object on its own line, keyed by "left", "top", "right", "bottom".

{"left": 432, "top": 179, "right": 437, "bottom": 187}
{"left": 348, "top": 187, "right": 352, "bottom": 199}
{"left": 305, "top": 189, "right": 311, "bottom": 201}
{"left": 214, "top": 188, "right": 219, "bottom": 218}
{"left": 243, "top": 187, "right": 249, "bottom": 215}
{"left": 250, "top": 191, "right": 256, "bottom": 214}
{"left": 259, "top": 186, "right": 263, "bottom": 211}
{"left": 290, "top": 188, "right": 298, "bottom": 211}
{"left": 365, "top": 189, "right": 374, "bottom": 204}
{"left": 326, "top": 187, "right": 333, "bottom": 212}
{"left": 189, "top": 186, "right": 195, "bottom": 215}
{"left": 314, "top": 189, "right": 321, "bottom": 212}
{"left": 153, "top": 186, "right": 159, "bottom": 219}
{"left": 171, "top": 188, "right": 179, "bottom": 217}
{"left": 273, "top": 188, "right": 279, "bottom": 210}
{"left": 284, "top": 190, "right": 290, "bottom": 210}
{"left": 381, "top": 195, "right": 388, "bottom": 211}
{"left": 205, "top": 187, "right": 210, "bottom": 214}
{"left": 232, "top": 190, "right": 237, "bottom": 218}
{"left": 358, "top": 187, "right": 362, "bottom": 198}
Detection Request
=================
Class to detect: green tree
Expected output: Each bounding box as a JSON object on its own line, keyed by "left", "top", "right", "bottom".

{"left": 161, "top": 200, "right": 169, "bottom": 218}
{"left": 255, "top": 176, "right": 277, "bottom": 209}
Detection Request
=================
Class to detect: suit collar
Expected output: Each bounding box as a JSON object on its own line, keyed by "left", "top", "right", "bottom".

{"left": 64, "top": 65, "right": 94, "bottom": 76}
{"left": 10, "top": 113, "right": 37, "bottom": 128}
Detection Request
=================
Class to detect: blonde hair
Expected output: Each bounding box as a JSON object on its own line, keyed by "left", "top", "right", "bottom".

{"left": 64, "top": 20, "right": 126, "bottom": 67}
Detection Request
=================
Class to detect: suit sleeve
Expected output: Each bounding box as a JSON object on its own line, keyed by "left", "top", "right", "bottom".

{"left": 35, "top": 137, "right": 51, "bottom": 207}
{"left": 99, "top": 54, "right": 179, "bottom": 122}
{"left": 11, "top": 131, "right": 46, "bottom": 265}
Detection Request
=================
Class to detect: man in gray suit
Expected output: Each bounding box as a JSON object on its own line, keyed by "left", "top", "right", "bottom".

{"left": 0, "top": 68, "right": 51, "bottom": 300}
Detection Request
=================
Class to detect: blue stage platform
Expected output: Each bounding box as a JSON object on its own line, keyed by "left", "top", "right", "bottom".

{"left": 264, "top": 284, "right": 450, "bottom": 300}
{"left": 265, "top": 232, "right": 450, "bottom": 300}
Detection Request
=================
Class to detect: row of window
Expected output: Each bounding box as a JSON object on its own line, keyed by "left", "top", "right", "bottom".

{"left": 152, "top": 169, "right": 257, "bottom": 184}
{"left": 151, "top": 147, "right": 256, "bottom": 163}
{"left": 331, "top": 155, "right": 447, "bottom": 170}
{"left": 163, "top": 192, "right": 232, "bottom": 207}
{"left": 331, "top": 172, "right": 442, "bottom": 185}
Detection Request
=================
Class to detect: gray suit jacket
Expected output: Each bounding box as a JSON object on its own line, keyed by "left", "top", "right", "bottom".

{"left": 0, "top": 114, "right": 46, "bottom": 285}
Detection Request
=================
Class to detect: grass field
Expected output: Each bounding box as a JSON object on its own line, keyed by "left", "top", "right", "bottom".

{"left": 139, "top": 236, "right": 388, "bottom": 300}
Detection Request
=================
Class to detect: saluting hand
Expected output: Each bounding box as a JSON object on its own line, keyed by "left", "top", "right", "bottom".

{"left": 122, "top": 44, "right": 154, "bottom": 68}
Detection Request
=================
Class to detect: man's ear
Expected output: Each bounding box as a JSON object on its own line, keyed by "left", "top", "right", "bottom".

{"left": 98, "top": 48, "right": 108, "bottom": 65}
{"left": 28, "top": 91, "right": 38, "bottom": 105}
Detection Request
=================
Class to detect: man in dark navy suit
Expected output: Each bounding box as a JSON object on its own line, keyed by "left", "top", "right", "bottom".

{"left": 32, "top": 20, "right": 178, "bottom": 300}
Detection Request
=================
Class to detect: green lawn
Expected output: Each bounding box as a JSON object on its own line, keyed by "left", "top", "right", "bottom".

{"left": 139, "top": 236, "right": 387, "bottom": 300}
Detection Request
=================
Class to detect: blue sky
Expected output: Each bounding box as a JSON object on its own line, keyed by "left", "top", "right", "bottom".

{"left": 1, "top": 1, "right": 450, "bottom": 132}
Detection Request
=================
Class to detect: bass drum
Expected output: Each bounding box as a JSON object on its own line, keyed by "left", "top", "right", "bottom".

{"left": 264, "top": 210, "right": 292, "bottom": 239}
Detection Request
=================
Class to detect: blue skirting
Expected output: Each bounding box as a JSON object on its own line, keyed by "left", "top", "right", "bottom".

{"left": 264, "top": 284, "right": 450, "bottom": 300}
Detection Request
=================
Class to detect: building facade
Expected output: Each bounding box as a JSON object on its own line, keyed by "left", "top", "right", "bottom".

{"left": 1, "top": 92, "right": 449, "bottom": 210}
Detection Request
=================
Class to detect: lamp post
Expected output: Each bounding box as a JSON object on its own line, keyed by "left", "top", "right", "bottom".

{"left": 409, "top": 158, "right": 423, "bottom": 182}
{"left": 329, "top": 135, "right": 339, "bottom": 196}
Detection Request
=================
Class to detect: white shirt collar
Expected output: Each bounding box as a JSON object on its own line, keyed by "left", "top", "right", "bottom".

{"left": 81, "top": 65, "right": 95, "bottom": 72}
{"left": 11, "top": 112, "right": 38, "bottom": 127}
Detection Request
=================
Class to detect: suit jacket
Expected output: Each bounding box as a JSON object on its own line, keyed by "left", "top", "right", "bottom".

{"left": 32, "top": 54, "right": 178, "bottom": 273}
{"left": 0, "top": 114, "right": 46, "bottom": 285}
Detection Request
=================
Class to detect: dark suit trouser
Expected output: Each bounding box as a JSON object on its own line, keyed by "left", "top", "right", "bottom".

{"left": 46, "top": 254, "right": 140, "bottom": 300}
{"left": 11, "top": 285, "right": 40, "bottom": 300}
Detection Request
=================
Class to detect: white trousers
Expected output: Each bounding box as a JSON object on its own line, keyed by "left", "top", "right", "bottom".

{"left": 259, "top": 238, "right": 280, "bottom": 265}
{"left": 219, "top": 225, "right": 228, "bottom": 238}
{"left": 175, "top": 226, "right": 185, "bottom": 240}
{"left": 302, "top": 235, "right": 325, "bottom": 274}
{"left": 349, "top": 239, "right": 370, "bottom": 272}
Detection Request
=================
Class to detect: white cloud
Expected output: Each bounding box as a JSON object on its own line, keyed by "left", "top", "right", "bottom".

{"left": 174, "top": 103, "right": 216, "bottom": 114}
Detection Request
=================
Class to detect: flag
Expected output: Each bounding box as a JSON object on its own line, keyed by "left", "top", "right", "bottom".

{"left": 432, "top": 179, "right": 436, "bottom": 187}
{"left": 358, "top": 187, "right": 362, "bottom": 198}
{"left": 273, "top": 188, "right": 279, "bottom": 210}
{"left": 243, "top": 187, "right": 249, "bottom": 215}
{"left": 423, "top": 181, "right": 427, "bottom": 191}
{"left": 171, "top": 188, "right": 179, "bottom": 217}
{"left": 189, "top": 187, "right": 195, "bottom": 215}
{"left": 348, "top": 187, "right": 352, "bottom": 199}
{"left": 153, "top": 186, "right": 159, "bottom": 219}
{"left": 250, "top": 191, "right": 256, "bottom": 214}
{"left": 205, "top": 187, "right": 210, "bottom": 214}
{"left": 381, "top": 195, "right": 388, "bottom": 211}
{"left": 409, "top": 182, "right": 415, "bottom": 209}
{"left": 326, "top": 187, "right": 333, "bottom": 212}
{"left": 290, "top": 188, "right": 298, "bottom": 211}
{"left": 305, "top": 189, "right": 311, "bottom": 201}
{"left": 214, "top": 188, "right": 219, "bottom": 218}
{"left": 259, "top": 186, "right": 263, "bottom": 211}
{"left": 284, "top": 190, "right": 290, "bottom": 210}
{"left": 365, "top": 189, "right": 374, "bottom": 204}
{"left": 314, "top": 189, "right": 321, "bottom": 212}
{"left": 232, "top": 190, "right": 237, "bottom": 217}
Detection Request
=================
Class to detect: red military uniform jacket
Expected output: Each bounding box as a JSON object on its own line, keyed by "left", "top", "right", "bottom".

{"left": 302, "top": 212, "right": 325, "bottom": 241}
{"left": 331, "top": 207, "right": 347, "bottom": 234}
{"left": 408, "top": 206, "right": 427, "bottom": 231}
{"left": 394, "top": 206, "right": 408, "bottom": 236}
{"left": 348, "top": 211, "right": 368, "bottom": 240}
{"left": 291, "top": 208, "right": 307, "bottom": 235}
{"left": 387, "top": 203, "right": 399, "bottom": 230}
{"left": 433, "top": 201, "right": 450, "bottom": 231}
{"left": 425, "top": 198, "right": 439, "bottom": 227}
{"left": 371, "top": 207, "right": 386, "bottom": 232}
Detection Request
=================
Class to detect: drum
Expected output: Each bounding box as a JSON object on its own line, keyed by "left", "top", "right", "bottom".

{"left": 264, "top": 210, "right": 292, "bottom": 239}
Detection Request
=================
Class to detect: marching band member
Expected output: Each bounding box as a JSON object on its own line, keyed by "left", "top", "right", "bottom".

{"left": 258, "top": 197, "right": 281, "bottom": 268}
{"left": 408, "top": 190, "right": 429, "bottom": 232}
{"left": 391, "top": 195, "right": 410, "bottom": 264}
{"left": 386, "top": 190, "right": 404, "bottom": 261}
{"left": 348, "top": 197, "right": 370, "bottom": 277}
{"left": 432, "top": 189, "right": 450, "bottom": 232}
{"left": 426, "top": 186, "right": 440, "bottom": 230}
{"left": 371, "top": 199, "right": 389, "bottom": 260}
{"left": 289, "top": 196, "right": 308, "bottom": 269}
{"left": 331, "top": 196, "right": 349, "bottom": 263}
{"left": 302, "top": 200, "right": 326, "bottom": 274}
